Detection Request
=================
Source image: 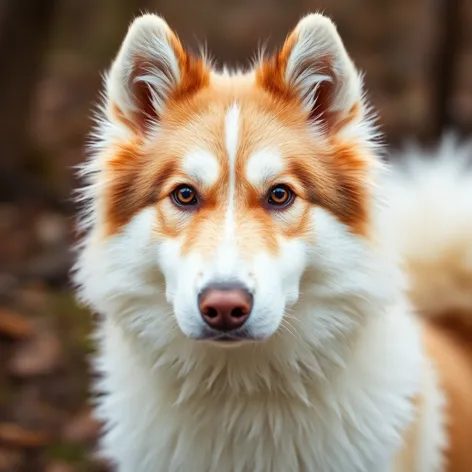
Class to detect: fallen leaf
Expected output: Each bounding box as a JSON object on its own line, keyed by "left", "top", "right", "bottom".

{"left": 13, "top": 282, "right": 48, "bottom": 312}
{"left": 35, "top": 212, "right": 68, "bottom": 247}
{"left": 9, "top": 322, "right": 63, "bottom": 377}
{"left": 0, "top": 446, "right": 24, "bottom": 472}
{"left": 62, "top": 408, "right": 101, "bottom": 443}
{"left": 0, "top": 309, "right": 34, "bottom": 340}
{"left": 46, "top": 461, "right": 76, "bottom": 472}
{"left": 0, "top": 423, "right": 51, "bottom": 448}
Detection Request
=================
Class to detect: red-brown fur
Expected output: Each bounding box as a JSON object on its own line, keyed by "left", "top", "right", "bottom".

{"left": 104, "top": 84, "right": 371, "bottom": 246}
{"left": 422, "top": 319, "right": 472, "bottom": 471}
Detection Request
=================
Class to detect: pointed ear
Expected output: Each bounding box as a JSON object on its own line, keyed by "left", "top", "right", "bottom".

{"left": 257, "top": 14, "right": 364, "bottom": 133}
{"left": 105, "top": 14, "right": 209, "bottom": 134}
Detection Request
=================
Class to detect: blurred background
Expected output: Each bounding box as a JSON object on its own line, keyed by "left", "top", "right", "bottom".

{"left": 0, "top": 0, "right": 470, "bottom": 470}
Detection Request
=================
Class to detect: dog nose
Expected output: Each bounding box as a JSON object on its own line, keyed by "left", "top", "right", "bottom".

{"left": 199, "top": 285, "right": 253, "bottom": 331}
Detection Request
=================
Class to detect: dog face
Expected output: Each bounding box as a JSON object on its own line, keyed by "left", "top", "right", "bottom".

{"left": 76, "top": 14, "right": 380, "bottom": 348}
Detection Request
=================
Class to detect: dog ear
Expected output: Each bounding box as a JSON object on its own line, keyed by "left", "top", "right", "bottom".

{"left": 257, "top": 14, "right": 364, "bottom": 133}
{"left": 105, "top": 14, "right": 209, "bottom": 134}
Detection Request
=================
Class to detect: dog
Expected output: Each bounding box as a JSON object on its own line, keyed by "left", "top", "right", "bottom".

{"left": 74, "top": 12, "right": 472, "bottom": 472}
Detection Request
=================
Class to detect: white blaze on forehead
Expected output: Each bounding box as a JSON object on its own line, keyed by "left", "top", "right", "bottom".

{"left": 224, "top": 103, "right": 240, "bottom": 236}
{"left": 183, "top": 150, "right": 219, "bottom": 187}
{"left": 246, "top": 149, "right": 284, "bottom": 187}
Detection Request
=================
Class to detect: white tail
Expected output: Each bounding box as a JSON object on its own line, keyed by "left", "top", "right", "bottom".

{"left": 379, "top": 133, "right": 472, "bottom": 323}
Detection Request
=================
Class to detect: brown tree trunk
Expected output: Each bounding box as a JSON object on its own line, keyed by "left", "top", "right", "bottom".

{"left": 431, "top": 0, "right": 462, "bottom": 139}
{"left": 0, "top": 0, "right": 58, "bottom": 203}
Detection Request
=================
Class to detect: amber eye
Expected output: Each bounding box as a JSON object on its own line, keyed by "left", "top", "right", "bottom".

{"left": 172, "top": 185, "right": 198, "bottom": 206}
{"left": 267, "top": 185, "right": 294, "bottom": 207}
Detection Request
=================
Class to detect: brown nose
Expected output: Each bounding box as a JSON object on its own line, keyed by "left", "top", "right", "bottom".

{"left": 199, "top": 285, "right": 253, "bottom": 331}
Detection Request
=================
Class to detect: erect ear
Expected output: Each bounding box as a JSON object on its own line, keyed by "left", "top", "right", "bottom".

{"left": 257, "top": 14, "right": 364, "bottom": 133}
{"left": 105, "top": 14, "right": 209, "bottom": 134}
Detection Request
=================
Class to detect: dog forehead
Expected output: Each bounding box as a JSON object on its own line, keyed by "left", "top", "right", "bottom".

{"left": 168, "top": 81, "right": 302, "bottom": 188}
{"left": 180, "top": 109, "right": 288, "bottom": 189}
{"left": 176, "top": 104, "right": 239, "bottom": 187}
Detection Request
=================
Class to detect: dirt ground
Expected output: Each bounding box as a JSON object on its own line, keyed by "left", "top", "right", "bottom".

{"left": 0, "top": 203, "right": 109, "bottom": 472}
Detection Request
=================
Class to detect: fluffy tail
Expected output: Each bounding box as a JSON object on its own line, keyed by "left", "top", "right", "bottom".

{"left": 380, "top": 133, "right": 472, "bottom": 328}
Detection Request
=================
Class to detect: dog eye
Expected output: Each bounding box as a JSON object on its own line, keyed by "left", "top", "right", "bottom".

{"left": 267, "top": 185, "right": 294, "bottom": 207}
{"left": 172, "top": 185, "right": 198, "bottom": 206}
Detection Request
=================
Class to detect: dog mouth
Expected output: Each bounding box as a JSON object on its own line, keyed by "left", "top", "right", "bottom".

{"left": 196, "top": 329, "right": 262, "bottom": 344}
{"left": 212, "top": 335, "right": 242, "bottom": 342}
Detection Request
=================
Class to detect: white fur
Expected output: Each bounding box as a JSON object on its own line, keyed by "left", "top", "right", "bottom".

{"left": 224, "top": 103, "right": 239, "bottom": 237}
{"left": 183, "top": 150, "right": 219, "bottom": 187}
{"left": 78, "top": 206, "right": 423, "bottom": 472}
{"left": 73, "top": 13, "right": 465, "bottom": 472}
{"left": 246, "top": 149, "right": 284, "bottom": 186}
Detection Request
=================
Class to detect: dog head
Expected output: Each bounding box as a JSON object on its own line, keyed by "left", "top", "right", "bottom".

{"left": 76, "top": 14, "right": 384, "bottom": 350}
